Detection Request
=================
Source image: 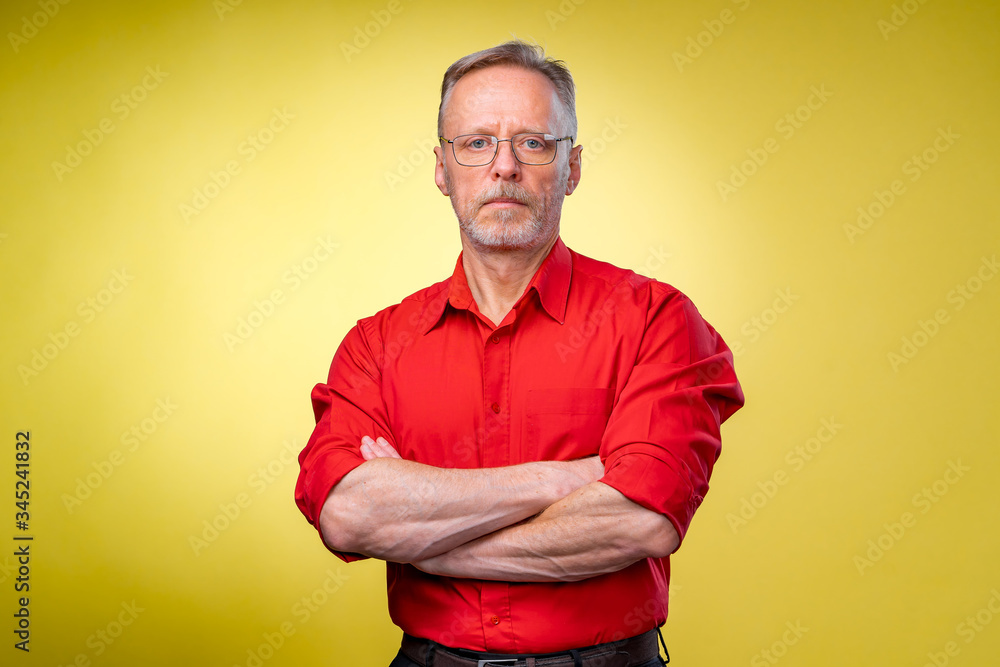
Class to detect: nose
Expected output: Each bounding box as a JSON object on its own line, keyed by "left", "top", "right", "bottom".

{"left": 491, "top": 139, "right": 521, "bottom": 181}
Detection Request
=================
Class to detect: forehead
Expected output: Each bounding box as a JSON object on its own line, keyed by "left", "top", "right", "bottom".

{"left": 445, "top": 65, "right": 562, "bottom": 133}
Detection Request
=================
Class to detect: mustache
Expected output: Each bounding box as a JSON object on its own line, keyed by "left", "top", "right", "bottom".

{"left": 471, "top": 182, "right": 535, "bottom": 209}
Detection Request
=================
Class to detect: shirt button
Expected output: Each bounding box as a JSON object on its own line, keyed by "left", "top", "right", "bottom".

{"left": 490, "top": 615, "right": 499, "bottom": 625}
{"left": 491, "top": 402, "right": 500, "bottom": 413}
{"left": 491, "top": 335, "right": 500, "bottom": 344}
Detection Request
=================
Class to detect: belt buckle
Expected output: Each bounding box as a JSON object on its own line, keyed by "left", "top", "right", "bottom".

{"left": 477, "top": 660, "right": 517, "bottom": 667}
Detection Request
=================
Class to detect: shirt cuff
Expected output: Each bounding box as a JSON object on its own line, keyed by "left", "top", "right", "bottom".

{"left": 294, "top": 446, "right": 369, "bottom": 563}
{"left": 599, "top": 446, "right": 705, "bottom": 545}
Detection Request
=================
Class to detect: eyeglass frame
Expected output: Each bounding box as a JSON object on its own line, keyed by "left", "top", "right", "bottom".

{"left": 438, "top": 133, "right": 575, "bottom": 167}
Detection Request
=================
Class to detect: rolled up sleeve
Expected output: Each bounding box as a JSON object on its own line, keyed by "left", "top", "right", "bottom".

{"left": 294, "top": 318, "right": 394, "bottom": 561}
{"left": 599, "top": 285, "right": 744, "bottom": 546}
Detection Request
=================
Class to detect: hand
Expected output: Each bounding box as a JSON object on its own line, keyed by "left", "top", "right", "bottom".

{"left": 409, "top": 555, "right": 436, "bottom": 573}
{"left": 360, "top": 436, "right": 402, "bottom": 460}
{"left": 564, "top": 455, "right": 605, "bottom": 487}
{"left": 533, "top": 455, "right": 605, "bottom": 505}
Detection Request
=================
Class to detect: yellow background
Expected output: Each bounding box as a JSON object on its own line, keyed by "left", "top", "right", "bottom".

{"left": 1, "top": 0, "right": 998, "bottom": 665}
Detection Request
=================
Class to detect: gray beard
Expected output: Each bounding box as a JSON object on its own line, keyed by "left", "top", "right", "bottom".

{"left": 459, "top": 206, "right": 547, "bottom": 251}
{"left": 447, "top": 177, "right": 562, "bottom": 251}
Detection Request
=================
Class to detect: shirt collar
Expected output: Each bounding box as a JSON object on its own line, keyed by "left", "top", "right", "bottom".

{"left": 419, "top": 237, "right": 572, "bottom": 335}
{"left": 524, "top": 236, "right": 571, "bottom": 324}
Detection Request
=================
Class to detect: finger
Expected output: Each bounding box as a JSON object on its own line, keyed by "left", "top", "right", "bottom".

{"left": 374, "top": 437, "right": 403, "bottom": 459}
{"left": 365, "top": 441, "right": 392, "bottom": 459}
{"left": 360, "top": 442, "right": 375, "bottom": 461}
{"left": 592, "top": 456, "right": 606, "bottom": 477}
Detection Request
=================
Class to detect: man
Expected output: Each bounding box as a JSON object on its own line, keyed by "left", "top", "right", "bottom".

{"left": 295, "top": 41, "right": 744, "bottom": 667}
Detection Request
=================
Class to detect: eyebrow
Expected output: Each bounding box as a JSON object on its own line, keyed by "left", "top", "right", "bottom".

{"left": 458, "top": 128, "right": 551, "bottom": 136}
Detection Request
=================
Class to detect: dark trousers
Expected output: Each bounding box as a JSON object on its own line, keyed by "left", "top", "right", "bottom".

{"left": 389, "top": 650, "right": 666, "bottom": 667}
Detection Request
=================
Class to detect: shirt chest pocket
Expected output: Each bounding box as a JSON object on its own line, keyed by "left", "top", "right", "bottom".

{"left": 526, "top": 388, "right": 614, "bottom": 461}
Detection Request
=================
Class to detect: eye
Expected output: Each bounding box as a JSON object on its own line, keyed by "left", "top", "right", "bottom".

{"left": 459, "top": 135, "right": 493, "bottom": 151}
{"left": 516, "top": 135, "right": 548, "bottom": 151}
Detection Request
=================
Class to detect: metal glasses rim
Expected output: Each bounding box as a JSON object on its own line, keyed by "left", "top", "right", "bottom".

{"left": 438, "top": 133, "right": 574, "bottom": 167}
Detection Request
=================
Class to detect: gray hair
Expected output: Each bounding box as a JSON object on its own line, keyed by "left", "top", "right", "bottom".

{"left": 437, "top": 40, "right": 577, "bottom": 140}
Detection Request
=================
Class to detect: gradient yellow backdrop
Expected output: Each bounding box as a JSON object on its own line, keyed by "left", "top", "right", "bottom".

{"left": 1, "top": 0, "right": 998, "bottom": 665}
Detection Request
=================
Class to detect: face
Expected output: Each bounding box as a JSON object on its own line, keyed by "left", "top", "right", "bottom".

{"left": 434, "top": 65, "right": 582, "bottom": 252}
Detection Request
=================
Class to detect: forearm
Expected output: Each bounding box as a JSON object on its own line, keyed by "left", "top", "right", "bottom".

{"left": 413, "top": 481, "right": 679, "bottom": 582}
{"left": 320, "top": 448, "right": 601, "bottom": 562}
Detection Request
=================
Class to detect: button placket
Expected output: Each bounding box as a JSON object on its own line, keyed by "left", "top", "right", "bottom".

{"left": 481, "top": 326, "right": 511, "bottom": 467}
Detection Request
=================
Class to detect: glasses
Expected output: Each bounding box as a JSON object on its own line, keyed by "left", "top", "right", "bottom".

{"left": 439, "top": 133, "right": 573, "bottom": 167}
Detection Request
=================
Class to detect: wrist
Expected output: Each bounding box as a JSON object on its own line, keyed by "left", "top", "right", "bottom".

{"left": 533, "top": 458, "right": 595, "bottom": 502}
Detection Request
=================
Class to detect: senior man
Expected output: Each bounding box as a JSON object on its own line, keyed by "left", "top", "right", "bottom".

{"left": 295, "top": 40, "right": 744, "bottom": 667}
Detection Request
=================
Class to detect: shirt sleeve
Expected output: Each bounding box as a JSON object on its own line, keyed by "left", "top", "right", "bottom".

{"left": 598, "top": 283, "right": 744, "bottom": 547}
{"left": 294, "top": 317, "right": 394, "bottom": 562}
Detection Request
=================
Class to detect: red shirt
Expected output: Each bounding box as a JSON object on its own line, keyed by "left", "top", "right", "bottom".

{"left": 295, "top": 238, "right": 743, "bottom": 653}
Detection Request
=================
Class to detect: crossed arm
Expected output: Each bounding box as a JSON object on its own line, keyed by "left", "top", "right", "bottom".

{"left": 319, "top": 436, "right": 679, "bottom": 582}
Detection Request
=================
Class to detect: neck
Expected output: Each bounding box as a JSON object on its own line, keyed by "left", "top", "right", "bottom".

{"left": 460, "top": 231, "right": 559, "bottom": 327}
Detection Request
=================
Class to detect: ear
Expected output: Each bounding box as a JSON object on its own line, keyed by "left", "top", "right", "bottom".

{"left": 434, "top": 145, "right": 449, "bottom": 196}
{"left": 565, "top": 144, "right": 582, "bottom": 195}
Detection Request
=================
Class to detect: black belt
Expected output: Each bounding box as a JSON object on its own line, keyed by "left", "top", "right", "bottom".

{"left": 400, "top": 629, "right": 664, "bottom": 667}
